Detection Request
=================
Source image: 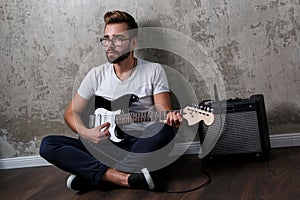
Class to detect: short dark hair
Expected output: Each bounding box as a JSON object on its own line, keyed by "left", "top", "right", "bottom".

{"left": 104, "top": 10, "right": 138, "bottom": 38}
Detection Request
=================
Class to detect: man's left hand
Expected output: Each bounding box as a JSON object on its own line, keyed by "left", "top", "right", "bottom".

{"left": 165, "top": 112, "right": 183, "bottom": 128}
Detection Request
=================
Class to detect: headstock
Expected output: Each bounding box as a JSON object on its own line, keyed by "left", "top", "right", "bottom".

{"left": 182, "top": 106, "right": 214, "bottom": 126}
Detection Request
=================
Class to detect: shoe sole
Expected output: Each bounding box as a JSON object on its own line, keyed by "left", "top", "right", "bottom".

{"left": 66, "top": 174, "right": 77, "bottom": 190}
{"left": 141, "top": 168, "right": 155, "bottom": 190}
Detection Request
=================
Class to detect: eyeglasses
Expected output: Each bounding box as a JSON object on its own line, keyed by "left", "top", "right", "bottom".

{"left": 99, "top": 36, "right": 130, "bottom": 47}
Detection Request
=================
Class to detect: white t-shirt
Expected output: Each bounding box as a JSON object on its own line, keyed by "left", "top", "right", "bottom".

{"left": 78, "top": 58, "right": 170, "bottom": 131}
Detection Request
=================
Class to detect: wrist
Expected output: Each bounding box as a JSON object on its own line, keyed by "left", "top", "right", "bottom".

{"left": 77, "top": 126, "right": 89, "bottom": 137}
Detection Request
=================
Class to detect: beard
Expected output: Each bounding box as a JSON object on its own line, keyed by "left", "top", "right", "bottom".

{"left": 106, "top": 47, "right": 131, "bottom": 64}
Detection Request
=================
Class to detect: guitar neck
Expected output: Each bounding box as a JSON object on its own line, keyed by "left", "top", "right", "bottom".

{"left": 115, "top": 110, "right": 182, "bottom": 124}
{"left": 93, "top": 95, "right": 215, "bottom": 131}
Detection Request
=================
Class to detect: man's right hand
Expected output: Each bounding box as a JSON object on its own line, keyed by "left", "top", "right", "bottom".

{"left": 80, "top": 122, "right": 111, "bottom": 144}
{"left": 64, "top": 93, "right": 113, "bottom": 144}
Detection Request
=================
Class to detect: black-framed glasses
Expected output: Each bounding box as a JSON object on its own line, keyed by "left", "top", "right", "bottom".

{"left": 99, "top": 36, "right": 130, "bottom": 47}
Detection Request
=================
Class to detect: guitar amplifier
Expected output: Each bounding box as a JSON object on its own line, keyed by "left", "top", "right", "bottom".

{"left": 199, "top": 94, "right": 271, "bottom": 160}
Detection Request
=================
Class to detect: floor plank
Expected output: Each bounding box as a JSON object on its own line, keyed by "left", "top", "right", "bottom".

{"left": 0, "top": 147, "right": 299, "bottom": 200}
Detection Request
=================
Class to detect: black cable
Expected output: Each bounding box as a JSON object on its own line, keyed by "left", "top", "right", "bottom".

{"left": 154, "top": 162, "right": 212, "bottom": 194}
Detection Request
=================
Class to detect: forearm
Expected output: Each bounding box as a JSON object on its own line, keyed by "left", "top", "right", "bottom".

{"left": 154, "top": 92, "right": 182, "bottom": 128}
{"left": 63, "top": 93, "right": 110, "bottom": 143}
{"left": 64, "top": 108, "right": 88, "bottom": 137}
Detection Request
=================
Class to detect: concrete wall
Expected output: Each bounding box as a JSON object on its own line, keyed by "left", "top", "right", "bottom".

{"left": 0, "top": 0, "right": 299, "bottom": 158}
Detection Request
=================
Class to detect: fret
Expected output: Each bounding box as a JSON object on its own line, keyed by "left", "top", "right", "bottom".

{"left": 144, "top": 112, "right": 150, "bottom": 122}
{"left": 135, "top": 113, "right": 139, "bottom": 122}
{"left": 161, "top": 111, "right": 165, "bottom": 122}
{"left": 128, "top": 113, "right": 133, "bottom": 123}
{"left": 159, "top": 111, "right": 165, "bottom": 121}
{"left": 137, "top": 112, "right": 142, "bottom": 122}
{"left": 155, "top": 112, "right": 159, "bottom": 121}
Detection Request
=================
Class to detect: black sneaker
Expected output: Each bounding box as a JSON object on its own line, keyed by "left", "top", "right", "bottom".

{"left": 128, "top": 168, "right": 155, "bottom": 190}
{"left": 66, "top": 174, "right": 96, "bottom": 192}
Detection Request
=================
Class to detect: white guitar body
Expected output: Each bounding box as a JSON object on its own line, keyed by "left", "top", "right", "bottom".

{"left": 94, "top": 108, "right": 123, "bottom": 142}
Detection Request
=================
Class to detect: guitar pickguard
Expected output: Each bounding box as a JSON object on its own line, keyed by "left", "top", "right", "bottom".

{"left": 94, "top": 108, "right": 123, "bottom": 142}
{"left": 94, "top": 94, "right": 139, "bottom": 142}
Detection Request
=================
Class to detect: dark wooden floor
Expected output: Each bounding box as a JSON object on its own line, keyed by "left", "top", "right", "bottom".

{"left": 1, "top": 147, "right": 300, "bottom": 200}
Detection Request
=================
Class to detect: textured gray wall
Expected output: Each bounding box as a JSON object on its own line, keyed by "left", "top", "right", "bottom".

{"left": 0, "top": 0, "right": 299, "bottom": 158}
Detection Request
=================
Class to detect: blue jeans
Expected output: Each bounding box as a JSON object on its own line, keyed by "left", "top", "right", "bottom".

{"left": 39, "top": 123, "right": 175, "bottom": 186}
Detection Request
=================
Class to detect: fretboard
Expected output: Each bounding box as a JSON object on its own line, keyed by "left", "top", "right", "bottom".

{"left": 115, "top": 110, "right": 182, "bottom": 124}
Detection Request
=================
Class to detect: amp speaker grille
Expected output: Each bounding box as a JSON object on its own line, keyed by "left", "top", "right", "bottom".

{"left": 210, "top": 111, "right": 262, "bottom": 155}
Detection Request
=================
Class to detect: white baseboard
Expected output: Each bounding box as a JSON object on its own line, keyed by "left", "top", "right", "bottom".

{"left": 0, "top": 155, "right": 52, "bottom": 170}
{"left": 1, "top": 133, "right": 299, "bottom": 170}
{"left": 269, "top": 133, "right": 300, "bottom": 148}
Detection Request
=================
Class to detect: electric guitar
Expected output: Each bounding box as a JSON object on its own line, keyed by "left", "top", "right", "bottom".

{"left": 89, "top": 94, "right": 214, "bottom": 142}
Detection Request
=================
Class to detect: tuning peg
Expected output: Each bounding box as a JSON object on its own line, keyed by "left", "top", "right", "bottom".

{"left": 205, "top": 107, "right": 213, "bottom": 112}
